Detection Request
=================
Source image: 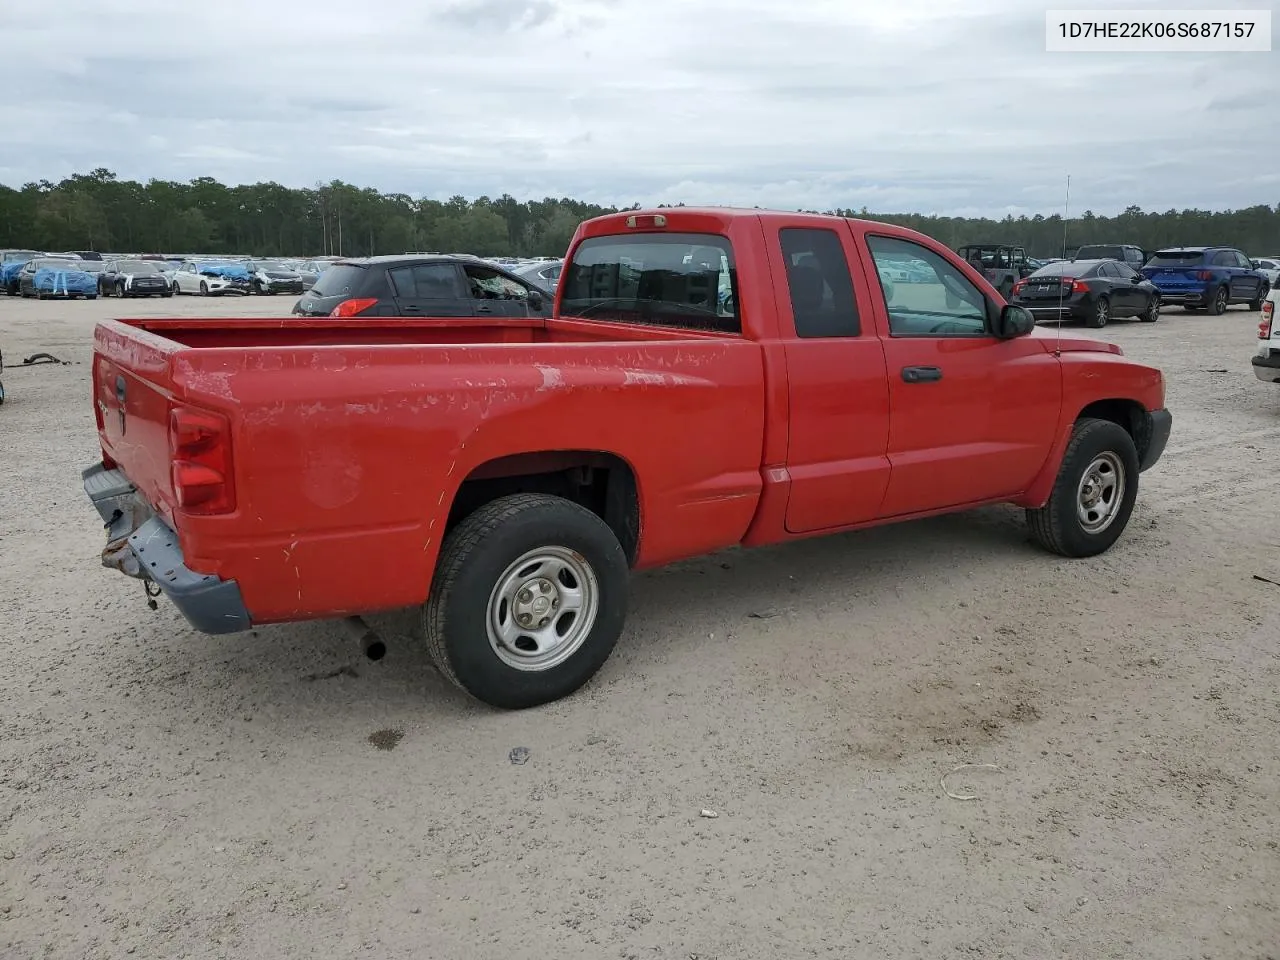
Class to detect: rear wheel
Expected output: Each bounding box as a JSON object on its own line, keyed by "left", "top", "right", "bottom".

{"left": 1250, "top": 283, "right": 1269, "bottom": 311}
{"left": 1026, "top": 418, "right": 1139, "bottom": 558}
{"left": 1208, "top": 285, "right": 1228, "bottom": 315}
{"left": 423, "top": 493, "right": 629, "bottom": 710}
{"left": 1085, "top": 296, "right": 1109, "bottom": 328}
{"left": 1141, "top": 295, "right": 1160, "bottom": 322}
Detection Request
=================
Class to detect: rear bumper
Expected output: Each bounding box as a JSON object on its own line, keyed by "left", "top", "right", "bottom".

{"left": 1151, "top": 287, "right": 1208, "bottom": 305}
{"left": 1139, "top": 409, "right": 1172, "bottom": 472}
{"left": 1253, "top": 351, "right": 1280, "bottom": 383}
{"left": 1024, "top": 302, "right": 1090, "bottom": 322}
{"left": 83, "top": 463, "right": 251, "bottom": 635}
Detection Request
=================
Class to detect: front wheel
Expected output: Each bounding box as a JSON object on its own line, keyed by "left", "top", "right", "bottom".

{"left": 199, "top": 281, "right": 209, "bottom": 296}
{"left": 423, "top": 493, "right": 629, "bottom": 710}
{"left": 1085, "top": 296, "right": 1109, "bottom": 328}
{"left": 1141, "top": 295, "right": 1160, "bottom": 322}
{"left": 1026, "top": 417, "right": 1140, "bottom": 558}
{"left": 1250, "top": 284, "right": 1269, "bottom": 311}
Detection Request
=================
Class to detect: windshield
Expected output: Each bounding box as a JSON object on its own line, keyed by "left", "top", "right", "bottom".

{"left": 30, "top": 258, "right": 79, "bottom": 270}
{"left": 252, "top": 261, "right": 290, "bottom": 271}
{"left": 3, "top": 250, "right": 40, "bottom": 263}
{"left": 1147, "top": 250, "right": 1204, "bottom": 267}
{"left": 117, "top": 261, "right": 160, "bottom": 274}
{"left": 309, "top": 263, "right": 366, "bottom": 297}
{"left": 559, "top": 233, "right": 738, "bottom": 333}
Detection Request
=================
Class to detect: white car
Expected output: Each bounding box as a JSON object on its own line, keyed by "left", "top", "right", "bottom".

{"left": 172, "top": 260, "right": 248, "bottom": 296}
{"left": 1254, "top": 287, "right": 1280, "bottom": 384}
{"left": 1251, "top": 256, "right": 1280, "bottom": 288}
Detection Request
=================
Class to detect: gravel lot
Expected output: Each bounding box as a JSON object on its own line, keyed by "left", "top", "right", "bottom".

{"left": 2, "top": 293, "right": 1278, "bottom": 960}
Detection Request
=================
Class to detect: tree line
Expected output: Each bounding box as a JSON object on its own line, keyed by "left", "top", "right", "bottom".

{"left": 2, "top": 168, "right": 1277, "bottom": 259}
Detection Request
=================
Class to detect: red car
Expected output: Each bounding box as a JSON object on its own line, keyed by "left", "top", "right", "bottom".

{"left": 83, "top": 208, "right": 1171, "bottom": 708}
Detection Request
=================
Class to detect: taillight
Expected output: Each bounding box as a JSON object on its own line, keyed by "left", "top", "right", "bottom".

{"left": 169, "top": 406, "right": 235, "bottom": 514}
{"left": 1196, "top": 270, "right": 1214, "bottom": 281}
{"left": 1261, "top": 300, "right": 1274, "bottom": 339}
{"left": 329, "top": 297, "right": 378, "bottom": 317}
{"left": 1070, "top": 279, "right": 1090, "bottom": 294}
{"left": 1011, "top": 279, "right": 1026, "bottom": 295}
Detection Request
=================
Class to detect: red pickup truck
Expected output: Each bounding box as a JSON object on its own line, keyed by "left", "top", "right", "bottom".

{"left": 84, "top": 208, "right": 1171, "bottom": 709}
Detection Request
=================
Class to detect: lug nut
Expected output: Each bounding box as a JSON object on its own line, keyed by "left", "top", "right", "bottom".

{"left": 518, "top": 588, "right": 532, "bottom": 602}
{"left": 538, "top": 581, "right": 550, "bottom": 593}
{"left": 518, "top": 613, "right": 532, "bottom": 626}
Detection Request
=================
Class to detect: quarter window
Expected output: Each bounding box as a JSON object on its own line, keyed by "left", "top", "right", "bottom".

{"left": 866, "top": 235, "right": 989, "bottom": 337}
{"left": 779, "top": 228, "right": 860, "bottom": 338}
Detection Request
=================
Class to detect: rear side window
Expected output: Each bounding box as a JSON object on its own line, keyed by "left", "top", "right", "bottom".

{"left": 310, "top": 264, "right": 367, "bottom": 297}
{"left": 779, "top": 228, "right": 860, "bottom": 337}
{"left": 1148, "top": 250, "right": 1205, "bottom": 267}
{"left": 560, "top": 232, "right": 738, "bottom": 333}
{"left": 389, "top": 263, "right": 465, "bottom": 299}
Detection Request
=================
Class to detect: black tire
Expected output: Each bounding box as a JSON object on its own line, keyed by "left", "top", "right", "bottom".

{"left": 199, "top": 281, "right": 209, "bottom": 296}
{"left": 1249, "top": 284, "right": 1269, "bottom": 312}
{"left": 1208, "top": 285, "right": 1228, "bottom": 315}
{"left": 1026, "top": 417, "right": 1140, "bottom": 558}
{"left": 1140, "top": 295, "right": 1159, "bottom": 322}
{"left": 86, "top": 294, "right": 97, "bottom": 300}
{"left": 1085, "top": 295, "right": 1109, "bottom": 328}
{"left": 423, "top": 493, "right": 629, "bottom": 710}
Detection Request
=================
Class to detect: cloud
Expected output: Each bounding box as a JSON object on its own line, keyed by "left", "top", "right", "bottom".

{"left": 0, "top": 0, "right": 1273, "bottom": 216}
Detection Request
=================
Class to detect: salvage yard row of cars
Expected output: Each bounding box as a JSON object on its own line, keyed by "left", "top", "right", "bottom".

{"left": 0, "top": 248, "right": 567, "bottom": 303}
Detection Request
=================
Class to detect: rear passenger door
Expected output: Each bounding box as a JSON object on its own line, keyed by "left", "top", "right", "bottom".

{"left": 774, "top": 225, "right": 892, "bottom": 534}
{"left": 387, "top": 262, "right": 474, "bottom": 317}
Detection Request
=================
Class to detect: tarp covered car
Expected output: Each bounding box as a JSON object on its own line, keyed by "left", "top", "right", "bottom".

{"left": 31, "top": 266, "right": 98, "bottom": 299}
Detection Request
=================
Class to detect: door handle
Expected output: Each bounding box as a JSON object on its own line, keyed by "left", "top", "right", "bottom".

{"left": 400, "top": 305, "right": 421, "bottom": 313}
{"left": 475, "top": 304, "right": 493, "bottom": 314}
{"left": 901, "top": 365, "right": 942, "bottom": 383}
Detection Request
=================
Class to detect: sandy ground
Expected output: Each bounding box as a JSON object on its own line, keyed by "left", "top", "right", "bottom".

{"left": 1, "top": 291, "right": 1278, "bottom": 960}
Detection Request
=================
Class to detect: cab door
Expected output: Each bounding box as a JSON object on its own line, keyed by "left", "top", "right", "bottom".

{"left": 853, "top": 229, "right": 1062, "bottom": 518}
{"left": 772, "top": 224, "right": 892, "bottom": 534}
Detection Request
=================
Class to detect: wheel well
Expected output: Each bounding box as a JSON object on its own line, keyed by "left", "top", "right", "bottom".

{"left": 1077, "top": 399, "right": 1149, "bottom": 460}
{"left": 446, "top": 451, "right": 640, "bottom": 565}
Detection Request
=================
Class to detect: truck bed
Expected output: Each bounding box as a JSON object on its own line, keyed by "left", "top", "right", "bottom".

{"left": 90, "top": 314, "right": 768, "bottom": 624}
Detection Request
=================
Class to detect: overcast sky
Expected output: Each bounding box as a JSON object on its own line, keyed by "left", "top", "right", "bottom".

{"left": 1, "top": 0, "right": 1275, "bottom": 217}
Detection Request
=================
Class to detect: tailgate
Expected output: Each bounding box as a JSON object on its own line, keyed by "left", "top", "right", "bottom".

{"left": 91, "top": 321, "right": 182, "bottom": 519}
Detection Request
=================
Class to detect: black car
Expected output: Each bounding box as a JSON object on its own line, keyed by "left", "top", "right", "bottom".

{"left": 100, "top": 259, "right": 173, "bottom": 298}
{"left": 1072, "top": 243, "right": 1147, "bottom": 271}
{"left": 1010, "top": 258, "right": 1161, "bottom": 328}
{"left": 291, "top": 255, "right": 552, "bottom": 318}
{"left": 247, "top": 259, "right": 305, "bottom": 296}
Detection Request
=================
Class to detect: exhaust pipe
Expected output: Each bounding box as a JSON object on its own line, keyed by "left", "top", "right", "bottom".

{"left": 342, "top": 615, "right": 386, "bottom": 661}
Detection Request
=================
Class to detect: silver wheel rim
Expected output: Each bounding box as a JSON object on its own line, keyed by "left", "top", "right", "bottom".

{"left": 1149, "top": 298, "right": 1159, "bottom": 320}
{"left": 1096, "top": 300, "right": 1108, "bottom": 324}
{"left": 486, "top": 546, "right": 599, "bottom": 672}
{"left": 1216, "top": 289, "right": 1226, "bottom": 311}
{"left": 1076, "top": 452, "right": 1125, "bottom": 534}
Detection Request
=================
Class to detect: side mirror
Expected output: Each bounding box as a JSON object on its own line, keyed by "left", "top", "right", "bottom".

{"left": 995, "top": 304, "right": 1035, "bottom": 339}
{"left": 1130, "top": 275, "right": 1142, "bottom": 283}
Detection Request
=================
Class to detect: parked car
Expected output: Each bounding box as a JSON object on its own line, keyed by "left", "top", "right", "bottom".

{"left": 99, "top": 259, "right": 173, "bottom": 298}
{"left": 1072, "top": 244, "right": 1147, "bottom": 271}
{"left": 1, "top": 250, "right": 41, "bottom": 295}
{"left": 1010, "top": 259, "right": 1161, "bottom": 328}
{"left": 68, "top": 250, "right": 105, "bottom": 262}
{"left": 82, "top": 208, "right": 1171, "bottom": 710}
{"left": 1250, "top": 256, "right": 1280, "bottom": 288}
{"left": 1254, "top": 287, "right": 1279, "bottom": 384}
{"left": 1140, "top": 246, "right": 1269, "bottom": 313}
{"left": 508, "top": 258, "right": 563, "bottom": 294}
{"left": 247, "top": 259, "right": 305, "bottom": 296}
{"left": 292, "top": 260, "right": 327, "bottom": 289}
{"left": 291, "top": 255, "right": 552, "bottom": 318}
{"left": 17, "top": 257, "right": 98, "bottom": 299}
{"left": 172, "top": 260, "right": 252, "bottom": 296}
{"left": 955, "top": 244, "right": 1036, "bottom": 298}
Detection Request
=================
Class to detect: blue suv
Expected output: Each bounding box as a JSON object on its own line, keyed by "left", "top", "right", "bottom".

{"left": 1141, "top": 246, "right": 1269, "bottom": 315}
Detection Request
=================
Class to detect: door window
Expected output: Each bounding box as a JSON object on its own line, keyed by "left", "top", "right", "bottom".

{"left": 1097, "top": 261, "right": 1121, "bottom": 278}
{"left": 1212, "top": 251, "right": 1236, "bottom": 267}
{"left": 779, "top": 228, "right": 860, "bottom": 338}
{"left": 1232, "top": 251, "right": 1252, "bottom": 269}
{"left": 389, "top": 263, "right": 465, "bottom": 299}
{"left": 866, "top": 235, "right": 989, "bottom": 337}
{"left": 463, "top": 265, "right": 530, "bottom": 301}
